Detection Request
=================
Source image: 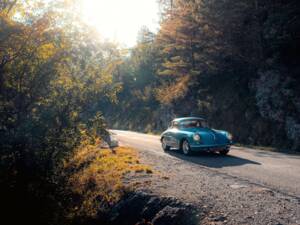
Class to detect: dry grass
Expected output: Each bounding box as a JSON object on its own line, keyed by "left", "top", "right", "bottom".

{"left": 63, "top": 142, "right": 153, "bottom": 218}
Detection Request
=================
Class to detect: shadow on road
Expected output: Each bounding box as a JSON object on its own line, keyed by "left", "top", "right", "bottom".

{"left": 166, "top": 150, "right": 261, "bottom": 168}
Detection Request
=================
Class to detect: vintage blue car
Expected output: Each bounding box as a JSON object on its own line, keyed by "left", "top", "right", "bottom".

{"left": 161, "top": 117, "right": 233, "bottom": 155}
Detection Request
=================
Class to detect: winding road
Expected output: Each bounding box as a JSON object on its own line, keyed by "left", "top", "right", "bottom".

{"left": 112, "top": 130, "right": 300, "bottom": 197}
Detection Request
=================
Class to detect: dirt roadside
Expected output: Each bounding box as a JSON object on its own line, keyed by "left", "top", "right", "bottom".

{"left": 123, "top": 146, "right": 300, "bottom": 225}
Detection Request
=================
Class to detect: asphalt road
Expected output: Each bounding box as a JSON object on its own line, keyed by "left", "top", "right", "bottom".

{"left": 111, "top": 130, "right": 300, "bottom": 197}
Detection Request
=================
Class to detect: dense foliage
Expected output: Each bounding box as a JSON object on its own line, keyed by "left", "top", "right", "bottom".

{"left": 104, "top": 0, "right": 300, "bottom": 150}
{"left": 0, "top": 1, "right": 121, "bottom": 224}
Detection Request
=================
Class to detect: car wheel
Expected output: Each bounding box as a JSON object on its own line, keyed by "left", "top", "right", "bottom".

{"left": 161, "top": 137, "right": 170, "bottom": 151}
{"left": 182, "top": 140, "right": 192, "bottom": 155}
{"left": 220, "top": 149, "right": 230, "bottom": 155}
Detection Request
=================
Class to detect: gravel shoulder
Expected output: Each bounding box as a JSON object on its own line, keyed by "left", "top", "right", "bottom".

{"left": 132, "top": 149, "right": 300, "bottom": 225}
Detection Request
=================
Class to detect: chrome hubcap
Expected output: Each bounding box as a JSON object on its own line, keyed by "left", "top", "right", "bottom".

{"left": 183, "top": 141, "right": 189, "bottom": 154}
{"left": 162, "top": 139, "right": 166, "bottom": 149}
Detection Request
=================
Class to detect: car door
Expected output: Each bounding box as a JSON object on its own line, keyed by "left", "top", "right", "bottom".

{"left": 167, "top": 121, "right": 180, "bottom": 148}
{"left": 163, "top": 122, "right": 174, "bottom": 146}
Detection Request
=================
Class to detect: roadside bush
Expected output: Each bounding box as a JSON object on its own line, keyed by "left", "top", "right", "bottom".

{"left": 0, "top": 2, "right": 121, "bottom": 225}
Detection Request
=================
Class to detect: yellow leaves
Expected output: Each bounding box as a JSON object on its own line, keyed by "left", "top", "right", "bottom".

{"left": 55, "top": 74, "right": 73, "bottom": 89}
{"left": 170, "top": 55, "right": 182, "bottom": 62}
{"left": 132, "top": 88, "right": 152, "bottom": 102}
{"left": 69, "top": 111, "right": 78, "bottom": 120}
{"left": 155, "top": 75, "right": 190, "bottom": 104}
{"left": 0, "top": 11, "right": 15, "bottom": 26}
{"left": 158, "top": 69, "right": 174, "bottom": 76}
{"left": 165, "top": 58, "right": 188, "bottom": 68}
{"left": 38, "top": 43, "right": 57, "bottom": 60}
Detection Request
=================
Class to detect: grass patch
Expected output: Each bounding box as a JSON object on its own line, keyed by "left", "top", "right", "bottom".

{"left": 63, "top": 143, "right": 153, "bottom": 220}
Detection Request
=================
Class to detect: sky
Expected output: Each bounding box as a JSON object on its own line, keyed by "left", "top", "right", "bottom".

{"left": 80, "top": 0, "right": 160, "bottom": 47}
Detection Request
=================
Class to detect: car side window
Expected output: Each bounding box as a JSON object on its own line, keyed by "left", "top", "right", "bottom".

{"left": 171, "top": 121, "right": 179, "bottom": 129}
{"left": 180, "top": 119, "right": 208, "bottom": 128}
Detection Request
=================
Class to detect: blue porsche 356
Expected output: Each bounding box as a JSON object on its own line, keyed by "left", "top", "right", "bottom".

{"left": 160, "top": 117, "right": 233, "bottom": 155}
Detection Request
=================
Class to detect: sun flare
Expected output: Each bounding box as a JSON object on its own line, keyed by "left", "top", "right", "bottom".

{"left": 80, "top": 0, "right": 159, "bottom": 47}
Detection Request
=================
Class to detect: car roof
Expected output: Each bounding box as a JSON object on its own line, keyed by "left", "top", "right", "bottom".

{"left": 172, "top": 117, "right": 205, "bottom": 122}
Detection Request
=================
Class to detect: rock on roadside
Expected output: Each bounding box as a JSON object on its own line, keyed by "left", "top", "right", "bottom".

{"left": 103, "top": 191, "right": 198, "bottom": 225}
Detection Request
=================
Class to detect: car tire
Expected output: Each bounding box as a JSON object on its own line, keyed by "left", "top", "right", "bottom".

{"left": 220, "top": 149, "right": 230, "bottom": 155}
{"left": 161, "top": 137, "right": 170, "bottom": 151}
{"left": 181, "top": 139, "right": 192, "bottom": 156}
